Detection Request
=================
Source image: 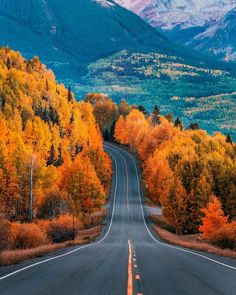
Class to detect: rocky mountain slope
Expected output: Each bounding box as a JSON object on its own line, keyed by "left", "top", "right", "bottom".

{"left": 115, "top": 0, "right": 236, "bottom": 61}
{"left": 192, "top": 8, "right": 236, "bottom": 61}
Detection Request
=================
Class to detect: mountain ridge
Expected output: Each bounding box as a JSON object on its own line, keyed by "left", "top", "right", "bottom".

{"left": 115, "top": 0, "right": 236, "bottom": 61}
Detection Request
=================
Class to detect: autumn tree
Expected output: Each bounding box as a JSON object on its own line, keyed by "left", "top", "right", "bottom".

{"left": 62, "top": 155, "right": 105, "bottom": 215}
{"left": 118, "top": 98, "right": 132, "bottom": 117}
{"left": 0, "top": 48, "right": 111, "bottom": 223}
{"left": 161, "top": 178, "right": 188, "bottom": 235}
{"left": 199, "top": 196, "right": 228, "bottom": 238}
{"left": 114, "top": 115, "right": 127, "bottom": 144}
{"left": 84, "top": 93, "right": 118, "bottom": 138}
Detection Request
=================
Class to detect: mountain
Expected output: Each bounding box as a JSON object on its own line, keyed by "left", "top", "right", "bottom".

{"left": 115, "top": 0, "right": 236, "bottom": 30}
{"left": 0, "top": 0, "right": 236, "bottom": 138}
{"left": 191, "top": 8, "right": 236, "bottom": 61}
{"left": 115, "top": 0, "right": 236, "bottom": 61}
{"left": 0, "top": 0, "right": 181, "bottom": 79}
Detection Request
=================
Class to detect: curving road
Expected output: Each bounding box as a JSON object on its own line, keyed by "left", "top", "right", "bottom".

{"left": 0, "top": 143, "right": 235, "bottom": 295}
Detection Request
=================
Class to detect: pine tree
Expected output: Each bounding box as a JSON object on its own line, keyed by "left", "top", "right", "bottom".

{"left": 68, "top": 85, "right": 73, "bottom": 103}
{"left": 189, "top": 122, "right": 199, "bottom": 130}
{"left": 164, "top": 113, "right": 174, "bottom": 123}
{"left": 151, "top": 105, "right": 161, "bottom": 126}
{"left": 226, "top": 133, "right": 233, "bottom": 145}
{"left": 138, "top": 105, "right": 147, "bottom": 116}
{"left": 174, "top": 117, "right": 184, "bottom": 130}
{"left": 6, "top": 57, "right": 11, "bottom": 70}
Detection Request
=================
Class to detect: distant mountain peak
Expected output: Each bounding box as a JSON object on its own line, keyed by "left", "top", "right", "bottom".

{"left": 115, "top": 0, "right": 236, "bottom": 30}
{"left": 93, "top": 0, "right": 115, "bottom": 8}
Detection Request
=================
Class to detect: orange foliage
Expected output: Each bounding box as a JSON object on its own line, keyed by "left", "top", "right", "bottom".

{"left": 85, "top": 93, "right": 118, "bottom": 136}
{"left": 11, "top": 223, "right": 48, "bottom": 249}
{"left": 0, "top": 48, "right": 111, "bottom": 222}
{"left": 46, "top": 215, "right": 81, "bottom": 243}
{"left": 61, "top": 154, "right": 105, "bottom": 214}
{"left": 209, "top": 222, "right": 236, "bottom": 249}
{"left": 199, "top": 197, "right": 228, "bottom": 238}
{"left": 115, "top": 103, "right": 236, "bottom": 234}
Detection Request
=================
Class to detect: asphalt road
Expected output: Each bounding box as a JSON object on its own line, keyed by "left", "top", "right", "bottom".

{"left": 0, "top": 143, "right": 235, "bottom": 295}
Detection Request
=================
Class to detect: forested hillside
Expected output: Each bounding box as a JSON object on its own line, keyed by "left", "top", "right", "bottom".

{"left": 0, "top": 48, "right": 111, "bottom": 253}
{"left": 113, "top": 103, "right": 236, "bottom": 248}
{"left": 86, "top": 93, "right": 236, "bottom": 249}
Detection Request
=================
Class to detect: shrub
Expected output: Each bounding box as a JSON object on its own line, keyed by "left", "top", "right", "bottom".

{"left": 210, "top": 222, "right": 236, "bottom": 250}
{"left": 11, "top": 223, "right": 48, "bottom": 249}
{"left": 46, "top": 215, "right": 79, "bottom": 243}
{"left": 38, "top": 190, "right": 72, "bottom": 219}
{"left": 0, "top": 217, "right": 13, "bottom": 251}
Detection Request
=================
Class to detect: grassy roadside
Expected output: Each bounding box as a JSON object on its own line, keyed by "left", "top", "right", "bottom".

{"left": 0, "top": 225, "right": 103, "bottom": 267}
{"left": 150, "top": 216, "right": 236, "bottom": 259}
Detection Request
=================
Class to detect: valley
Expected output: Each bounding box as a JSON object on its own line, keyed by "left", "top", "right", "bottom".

{"left": 0, "top": 0, "right": 236, "bottom": 138}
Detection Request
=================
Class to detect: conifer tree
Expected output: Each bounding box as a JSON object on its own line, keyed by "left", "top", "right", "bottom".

{"left": 174, "top": 117, "right": 184, "bottom": 130}
{"left": 68, "top": 85, "right": 73, "bottom": 103}
{"left": 151, "top": 105, "right": 161, "bottom": 126}
{"left": 226, "top": 133, "right": 233, "bottom": 145}
{"left": 138, "top": 105, "right": 147, "bottom": 116}
{"left": 189, "top": 122, "right": 199, "bottom": 130}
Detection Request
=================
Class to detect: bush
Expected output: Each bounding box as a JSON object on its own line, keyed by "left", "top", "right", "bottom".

{"left": 38, "top": 190, "right": 72, "bottom": 219}
{"left": 46, "top": 215, "right": 79, "bottom": 243}
{"left": 210, "top": 222, "right": 236, "bottom": 250}
{"left": 11, "top": 223, "right": 48, "bottom": 249}
{"left": 0, "top": 218, "right": 13, "bottom": 251}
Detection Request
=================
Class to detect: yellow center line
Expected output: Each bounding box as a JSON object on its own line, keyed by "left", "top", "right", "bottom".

{"left": 127, "top": 240, "right": 133, "bottom": 295}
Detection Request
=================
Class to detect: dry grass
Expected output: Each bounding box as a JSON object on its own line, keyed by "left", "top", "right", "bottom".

{"left": 153, "top": 225, "right": 236, "bottom": 259}
{"left": 149, "top": 215, "right": 176, "bottom": 233}
{"left": 0, "top": 225, "right": 102, "bottom": 266}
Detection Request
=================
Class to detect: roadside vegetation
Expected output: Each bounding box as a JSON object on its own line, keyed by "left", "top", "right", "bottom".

{"left": 0, "top": 48, "right": 111, "bottom": 264}
{"left": 85, "top": 92, "right": 236, "bottom": 253}
{"left": 112, "top": 100, "right": 236, "bottom": 252}
{"left": 0, "top": 47, "right": 235, "bottom": 264}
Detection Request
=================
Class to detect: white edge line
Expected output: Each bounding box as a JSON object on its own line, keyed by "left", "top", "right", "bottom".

{"left": 0, "top": 152, "right": 119, "bottom": 281}
{"left": 105, "top": 144, "right": 236, "bottom": 271}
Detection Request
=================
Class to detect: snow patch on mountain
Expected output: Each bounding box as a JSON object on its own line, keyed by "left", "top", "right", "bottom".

{"left": 93, "top": 0, "right": 115, "bottom": 7}
{"left": 115, "top": 0, "right": 236, "bottom": 30}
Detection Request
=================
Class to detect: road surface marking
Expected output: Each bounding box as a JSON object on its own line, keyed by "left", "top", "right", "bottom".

{"left": 0, "top": 152, "right": 120, "bottom": 281}
{"left": 106, "top": 144, "right": 236, "bottom": 272}
{"left": 127, "top": 240, "right": 133, "bottom": 295}
{"left": 124, "top": 155, "right": 129, "bottom": 211}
